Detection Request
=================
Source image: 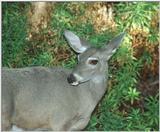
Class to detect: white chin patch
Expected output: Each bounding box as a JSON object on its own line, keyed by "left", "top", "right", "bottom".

{"left": 71, "top": 81, "right": 79, "bottom": 86}
{"left": 11, "top": 125, "right": 24, "bottom": 131}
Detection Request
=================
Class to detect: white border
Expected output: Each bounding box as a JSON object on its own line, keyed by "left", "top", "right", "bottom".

{"left": 0, "top": 1, "right": 1, "bottom": 131}
{"left": 1, "top": 0, "right": 160, "bottom": 2}
{"left": 0, "top": 1, "right": 159, "bottom": 131}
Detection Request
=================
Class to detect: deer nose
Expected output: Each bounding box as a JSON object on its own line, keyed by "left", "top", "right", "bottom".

{"left": 67, "top": 74, "right": 76, "bottom": 84}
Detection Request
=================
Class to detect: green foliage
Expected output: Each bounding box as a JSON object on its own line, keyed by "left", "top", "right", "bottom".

{"left": 125, "top": 108, "right": 145, "bottom": 130}
{"left": 31, "top": 52, "right": 53, "bottom": 66}
{"left": 125, "top": 94, "right": 159, "bottom": 131}
{"left": 144, "top": 94, "right": 159, "bottom": 128}
{"left": 2, "top": 2, "right": 28, "bottom": 67}
{"left": 114, "top": 2, "right": 158, "bottom": 32}
{"left": 2, "top": 2, "right": 159, "bottom": 131}
{"left": 124, "top": 87, "right": 140, "bottom": 105}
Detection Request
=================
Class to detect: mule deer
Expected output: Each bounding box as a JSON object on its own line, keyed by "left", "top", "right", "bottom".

{"left": 2, "top": 30, "right": 125, "bottom": 131}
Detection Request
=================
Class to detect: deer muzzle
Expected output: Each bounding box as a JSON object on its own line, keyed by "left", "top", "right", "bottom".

{"left": 67, "top": 74, "right": 79, "bottom": 86}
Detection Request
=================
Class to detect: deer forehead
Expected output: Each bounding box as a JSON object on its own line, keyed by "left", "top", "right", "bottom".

{"left": 79, "top": 48, "right": 100, "bottom": 60}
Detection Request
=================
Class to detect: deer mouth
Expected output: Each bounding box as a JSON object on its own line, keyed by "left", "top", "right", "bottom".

{"left": 67, "top": 73, "right": 88, "bottom": 86}
{"left": 71, "top": 81, "right": 79, "bottom": 86}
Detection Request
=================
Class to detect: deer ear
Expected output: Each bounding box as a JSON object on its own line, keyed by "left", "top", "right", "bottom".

{"left": 64, "top": 30, "right": 90, "bottom": 53}
{"left": 101, "top": 32, "right": 125, "bottom": 60}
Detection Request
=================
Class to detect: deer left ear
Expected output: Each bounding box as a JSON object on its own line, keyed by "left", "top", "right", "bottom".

{"left": 101, "top": 32, "right": 125, "bottom": 60}
{"left": 64, "top": 30, "right": 91, "bottom": 53}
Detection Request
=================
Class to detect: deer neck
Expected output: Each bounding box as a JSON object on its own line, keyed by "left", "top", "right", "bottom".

{"left": 88, "top": 63, "right": 108, "bottom": 103}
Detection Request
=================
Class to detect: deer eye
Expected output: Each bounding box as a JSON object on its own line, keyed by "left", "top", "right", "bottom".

{"left": 88, "top": 59, "right": 98, "bottom": 65}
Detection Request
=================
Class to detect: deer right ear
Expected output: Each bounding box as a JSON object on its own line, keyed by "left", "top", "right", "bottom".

{"left": 64, "top": 30, "right": 90, "bottom": 53}
{"left": 101, "top": 32, "right": 125, "bottom": 60}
